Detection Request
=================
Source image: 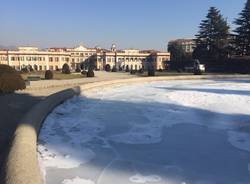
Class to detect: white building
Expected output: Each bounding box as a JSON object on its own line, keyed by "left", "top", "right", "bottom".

{"left": 0, "top": 44, "right": 171, "bottom": 71}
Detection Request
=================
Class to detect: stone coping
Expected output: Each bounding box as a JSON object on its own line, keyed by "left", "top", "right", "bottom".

{"left": 4, "top": 87, "right": 80, "bottom": 184}
{"left": 4, "top": 75, "right": 250, "bottom": 184}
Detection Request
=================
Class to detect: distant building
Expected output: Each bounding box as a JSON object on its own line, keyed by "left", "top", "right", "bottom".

{"left": 0, "top": 47, "right": 71, "bottom": 71}
{"left": 0, "top": 44, "right": 170, "bottom": 71}
{"left": 168, "top": 39, "right": 196, "bottom": 53}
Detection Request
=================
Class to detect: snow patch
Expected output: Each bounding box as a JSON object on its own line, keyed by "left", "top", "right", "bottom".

{"left": 38, "top": 80, "right": 250, "bottom": 183}
{"left": 62, "top": 177, "right": 95, "bottom": 184}
{"left": 228, "top": 131, "right": 250, "bottom": 152}
{"left": 109, "top": 125, "right": 162, "bottom": 144}
{"left": 194, "top": 180, "right": 216, "bottom": 184}
{"left": 38, "top": 144, "right": 95, "bottom": 169}
{"left": 129, "top": 174, "right": 161, "bottom": 183}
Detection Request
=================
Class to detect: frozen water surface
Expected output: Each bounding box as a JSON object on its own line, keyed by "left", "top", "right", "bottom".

{"left": 38, "top": 79, "right": 250, "bottom": 184}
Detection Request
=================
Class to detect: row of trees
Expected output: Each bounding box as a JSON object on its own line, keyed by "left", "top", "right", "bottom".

{"left": 194, "top": 0, "right": 250, "bottom": 61}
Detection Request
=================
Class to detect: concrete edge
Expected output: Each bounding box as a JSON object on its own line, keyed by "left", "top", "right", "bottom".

{"left": 24, "top": 74, "right": 250, "bottom": 91}
{"left": 79, "top": 74, "right": 250, "bottom": 92}
{"left": 4, "top": 74, "right": 249, "bottom": 184}
{"left": 5, "top": 87, "right": 80, "bottom": 184}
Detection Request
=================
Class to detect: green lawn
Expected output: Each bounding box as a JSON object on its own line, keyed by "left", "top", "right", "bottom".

{"left": 21, "top": 71, "right": 83, "bottom": 80}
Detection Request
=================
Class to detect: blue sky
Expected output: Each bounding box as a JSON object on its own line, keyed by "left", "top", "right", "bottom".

{"left": 0, "top": 0, "right": 246, "bottom": 51}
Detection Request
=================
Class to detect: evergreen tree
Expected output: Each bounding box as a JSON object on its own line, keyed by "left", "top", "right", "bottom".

{"left": 234, "top": 0, "right": 250, "bottom": 55}
{"left": 168, "top": 42, "right": 186, "bottom": 63}
{"left": 195, "top": 7, "right": 230, "bottom": 61}
{"left": 168, "top": 42, "right": 192, "bottom": 70}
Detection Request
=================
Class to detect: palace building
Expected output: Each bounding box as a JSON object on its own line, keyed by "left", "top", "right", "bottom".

{"left": 0, "top": 44, "right": 170, "bottom": 71}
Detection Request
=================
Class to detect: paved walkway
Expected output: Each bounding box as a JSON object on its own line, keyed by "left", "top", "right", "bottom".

{"left": 23, "top": 71, "right": 136, "bottom": 96}
{"left": 0, "top": 71, "right": 135, "bottom": 181}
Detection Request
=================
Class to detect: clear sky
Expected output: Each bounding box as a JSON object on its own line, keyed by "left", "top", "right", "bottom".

{"left": 0, "top": 0, "right": 246, "bottom": 51}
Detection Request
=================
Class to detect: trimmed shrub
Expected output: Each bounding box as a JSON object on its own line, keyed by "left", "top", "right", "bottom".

{"left": 105, "top": 64, "right": 111, "bottom": 72}
{"left": 34, "top": 65, "right": 38, "bottom": 71}
{"left": 75, "top": 67, "right": 81, "bottom": 73}
{"left": 28, "top": 65, "right": 34, "bottom": 72}
{"left": 130, "top": 70, "right": 137, "bottom": 75}
{"left": 45, "top": 70, "right": 53, "bottom": 80}
{"left": 111, "top": 66, "right": 117, "bottom": 72}
{"left": 0, "top": 64, "right": 26, "bottom": 93}
{"left": 81, "top": 70, "right": 87, "bottom": 76}
{"left": 138, "top": 68, "right": 144, "bottom": 74}
{"left": 148, "top": 69, "right": 155, "bottom": 76}
{"left": 87, "top": 69, "right": 95, "bottom": 77}
{"left": 21, "top": 67, "right": 29, "bottom": 73}
{"left": 125, "top": 65, "right": 130, "bottom": 72}
{"left": 62, "top": 63, "right": 71, "bottom": 74}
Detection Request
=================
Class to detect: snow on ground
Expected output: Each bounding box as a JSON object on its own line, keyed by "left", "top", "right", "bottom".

{"left": 62, "top": 177, "right": 95, "bottom": 184}
{"left": 38, "top": 79, "right": 250, "bottom": 184}
{"left": 129, "top": 174, "right": 162, "bottom": 183}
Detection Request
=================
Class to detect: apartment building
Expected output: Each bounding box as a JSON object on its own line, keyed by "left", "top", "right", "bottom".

{"left": 0, "top": 44, "right": 170, "bottom": 71}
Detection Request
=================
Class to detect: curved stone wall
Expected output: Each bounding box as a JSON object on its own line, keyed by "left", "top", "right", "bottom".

{"left": 5, "top": 87, "right": 80, "bottom": 184}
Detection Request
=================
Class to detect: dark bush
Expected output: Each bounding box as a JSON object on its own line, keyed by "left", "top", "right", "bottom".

{"left": 138, "top": 68, "right": 144, "bottom": 74}
{"left": 87, "top": 69, "right": 95, "bottom": 77}
{"left": 75, "top": 67, "right": 81, "bottom": 73}
{"left": 158, "top": 69, "right": 163, "bottom": 72}
{"left": 105, "top": 64, "right": 111, "bottom": 72}
{"left": 130, "top": 70, "right": 137, "bottom": 75}
{"left": 62, "top": 63, "right": 71, "bottom": 74}
{"left": 28, "top": 65, "right": 34, "bottom": 72}
{"left": 21, "top": 67, "right": 29, "bottom": 73}
{"left": 177, "top": 68, "right": 182, "bottom": 73}
{"left": 0, "top": 64, "right": 26, "bottom": 93}
{"left": 111, "top": 66, "right": 117, "bottom": 72}
{"left": 34, "top": 65, "right": 38, "bottom": 71}
{"left": 148, "top": 69, "right": 155, "bottom": 76}
{"left": 81, "top": 70, "right": 87, "bottom": 75}
{"left": 45, "top": 70, "right": 53, "bottom": 80}
{"left": 125, "top": 65, "right": 130, "bottom": 72}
